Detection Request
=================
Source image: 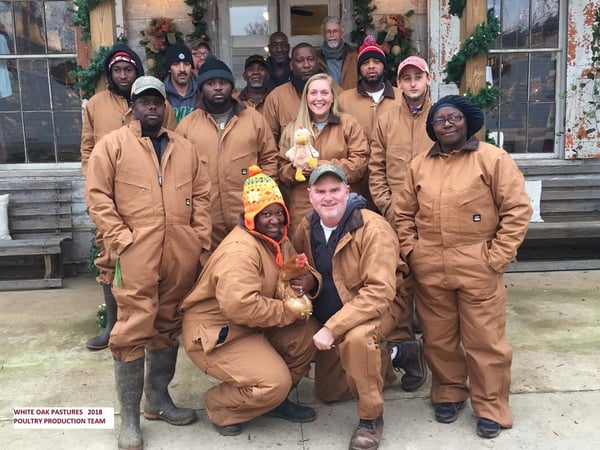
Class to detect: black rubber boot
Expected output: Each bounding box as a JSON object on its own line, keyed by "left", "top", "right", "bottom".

{"left": 114, "top": 358, "right": 144, "bottom": 450}
{"left": 143, "top": 348, "right": 197, "bottom": 425}
{"left": 86, "top": 284, "right": 117, "bottom": 350}
{"left": 265, "top": 398, "right": 316, "bottom": 423}
{"left": 392, "top": 339, "right": 427, "bottom": 392}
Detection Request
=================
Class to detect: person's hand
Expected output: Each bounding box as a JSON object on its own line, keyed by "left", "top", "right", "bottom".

{"left": 313, "top": 326, "right": 335, "bottom": 350}
{"left": 289, "top": 273, "right": 316, "bottom": 296}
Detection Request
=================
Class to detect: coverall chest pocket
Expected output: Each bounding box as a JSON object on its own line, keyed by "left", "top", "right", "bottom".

{"left": 456, "top": 182, "right": 496, "bottom": 237}
{"left": 115, "top": 170, "right": 153, "bottom": 219}
{"left": 228, "top": 147, "right": 257, "bottom": 187}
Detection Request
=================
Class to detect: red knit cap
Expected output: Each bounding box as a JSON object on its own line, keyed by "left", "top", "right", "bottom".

{"left": 357, "top": 35, "right": 387, "bottom": 69}
{"left": 108, "top": 51, "right": 137, "bottom": 69}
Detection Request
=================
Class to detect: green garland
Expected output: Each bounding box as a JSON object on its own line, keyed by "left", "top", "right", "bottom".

{"left": 185, "top": 0, "right": 210, "bottom": 43}
{"left": 69, "top": 36, "right": 127, "bottom": 100}
{"left": 376, "top": 10, "right": 415, "bottom": 84}
{"left": 72, "top": 0, "right": 100, "bottom": 42}
{"left": 448, "top": 0, "right": 466, "bottom": 18}
{"left": 443, "top": 9, "right": 500, "bottom": 86}
{"left": 350, "top": 0, "right": 376, "bottom": 45}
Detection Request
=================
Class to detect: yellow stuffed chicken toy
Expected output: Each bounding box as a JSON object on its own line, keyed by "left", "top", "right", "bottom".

{"left": 285, "top": 125, "right": 319, "bottom": 182}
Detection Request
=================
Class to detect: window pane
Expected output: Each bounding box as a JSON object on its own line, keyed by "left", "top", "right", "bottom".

{"left": 501, "top": 0, "right": 529, "bottom": 48}
{"left": 50, "top": 58, "right": 79, "bottom": 108}
{"left": 55, "top": 111, "right": 80, "bottom": 161}
{"left": 528, "top": 102, "right": 554, "bottom": 153}
{"left": 0, "top": 2, "right": 16, "bottom": 54}
{"left": 20, "top": 59, "right": 50, "bottom": 110}
{"left": 45, "top": 1, "right": 75, "bottom": 53}
{"left": 24, "top": 111, "right": 55, "bottom": 162}
{"left": 500, "top": 103, "right": 527, "bottom": 153}
{"left": 531, "top": 0, "right": 559, "bottom": 48}
{"left": 499, "top": 53, "right": 528, "bottom": 103}
{"left": 0, "top": 112, "right": 24, "bottom": 163}
{"left": 230, "top": 5, "right": 269, "bottom": 36}
{"left": 15, "top": 1, "right": 47, "bottom": 54}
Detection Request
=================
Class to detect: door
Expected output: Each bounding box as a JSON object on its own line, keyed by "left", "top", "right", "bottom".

{"left": 220, "top": 0, "right": 339, "bottom": 89}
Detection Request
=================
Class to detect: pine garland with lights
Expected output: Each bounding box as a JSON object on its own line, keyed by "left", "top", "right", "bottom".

{"left": 351, "top": 0, "right": 376, "bottom": 45}
{"left": 443, "top": 9, "right": 500, "bottom": 86}
{"left": 448, "top": 0, "right": 466, "bottom": 18}
{"left": 185, "top": 0, "right": 211, "bottom": 43}
{"left": 72, "top": 0, "right": 101, "bottom": 42}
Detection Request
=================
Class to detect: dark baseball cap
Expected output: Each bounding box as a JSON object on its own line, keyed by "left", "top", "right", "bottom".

{"left": 244, "top": 54, "right": 268, "bottom": 71}
{"left": 308, "top": 164, "right": 347, "bottom": 186}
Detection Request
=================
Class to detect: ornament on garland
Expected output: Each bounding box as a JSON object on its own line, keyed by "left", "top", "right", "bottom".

{"left": 376, "top": 11, "right": 416, "bottom": 85}
{"left": 351, "top": 0, "right": 376, "bottom": 45}
{"left": 185, "top": 0, "right": 211, "bottom": 44}
{"left": 140, "top": 17, "right": 184, "bottom": 80}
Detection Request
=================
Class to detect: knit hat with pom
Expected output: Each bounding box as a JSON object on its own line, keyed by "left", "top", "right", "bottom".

{"left": 357, "top": 35, "right": 387, "bottom": 70}
{"left": 243, "top": 165, "right": 289, "bottom": 232}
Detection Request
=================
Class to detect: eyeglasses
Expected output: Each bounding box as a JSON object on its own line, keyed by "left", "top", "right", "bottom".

{"left": 192, "top": 51, "right": 210, "bottom": 57}
{"left": 431, "top": 114, "right": 464, "bottom": 126}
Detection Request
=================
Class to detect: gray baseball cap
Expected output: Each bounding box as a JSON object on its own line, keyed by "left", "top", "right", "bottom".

{"left": 131, "top": 76, "right": 166, "bottom": 101}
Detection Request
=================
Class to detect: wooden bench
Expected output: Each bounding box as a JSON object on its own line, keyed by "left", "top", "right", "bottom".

{"left": 0, "top": 180, "right": 73, "bottom": 290}
{"left": 509, "top": 161, "right": 600, "bottom": 272}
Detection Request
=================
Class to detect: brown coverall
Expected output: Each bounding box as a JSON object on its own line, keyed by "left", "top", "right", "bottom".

{"left": 181, "top": 226, "right": 319, "bottom": 426}
{"left": 81, "top": 89, "right": 177, "bottom": 283}
{"left": 293, "top": 208, "right": 408, "bottom": 420}
{"left": 278, "top": 113, "right": 369, "bottom": 234}
{"left": 86, "top": 121, "right": 212, "bottom": 362}
{"left": 395, "top": 138, "right": 532, "bottom": 427}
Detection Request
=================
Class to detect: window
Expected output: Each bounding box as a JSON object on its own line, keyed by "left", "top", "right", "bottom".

{"left": 0, "top": 0, "right": 80, "bottom": 164}
{"left": 486, "top": 0, "right": 563, "bottom": 155}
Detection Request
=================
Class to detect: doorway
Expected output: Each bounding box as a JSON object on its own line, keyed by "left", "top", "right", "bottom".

{"left": 218, "top": 0, "right": 339, "bottom": 89}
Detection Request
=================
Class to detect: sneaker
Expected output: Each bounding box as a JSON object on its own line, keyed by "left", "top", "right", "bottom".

{"left": 212, "top": 422, "right": 242, "bottom": 436}
{"left": 434, "top": 401, "right": 465, "bottom": 424}
{"left": 476, "top": 417, "right": 502, "bottom": 438}
{"left": 265, "top": 398, "right": 316, "bottom": 423}
{"left": 391, "top": 339, "right": 427, "bottom": 392}
{"left": 349, "top": 415, "right": 384, "bottom": 450}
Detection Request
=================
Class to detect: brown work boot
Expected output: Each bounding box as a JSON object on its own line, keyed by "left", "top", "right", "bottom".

{"left": 349, "top": 415, "right": 383, "bottom": 450}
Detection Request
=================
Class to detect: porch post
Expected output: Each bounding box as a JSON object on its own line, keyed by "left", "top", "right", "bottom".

{"left": 90, "top": 0, "right": 117, "bottom": 93}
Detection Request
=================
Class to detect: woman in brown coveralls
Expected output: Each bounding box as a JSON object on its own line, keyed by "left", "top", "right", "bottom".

{"left": 395, "top": 95, "right": 532, "bottom": 439}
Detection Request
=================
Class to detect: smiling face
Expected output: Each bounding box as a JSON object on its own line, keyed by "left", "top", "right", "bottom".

{"left": 268, "top": 32, "right": 290, "bottom": 64}
{"left": 323, "top": 21, "right": 343, "bottom": 48}
{"left": 431, "top": 106, "right": 468, "bottom": 152}
{"left": 308, "top": 174, "right": 350, "bottom": 227}
{"left": 243, "top": 62, "right": 269, "bottom": 89}
{"left": 254, "top": 203, "right": 286, "bottom": 239}
{"left": 306, "top": 78, "right": 334, "bottom": 122}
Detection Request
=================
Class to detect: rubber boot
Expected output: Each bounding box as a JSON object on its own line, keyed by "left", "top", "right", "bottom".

{"left": 86, "top": 284, "right": 117, "bottom": 350}
{"left": 392, "top": 339, "right": 427, "bottom": 392}
{"left": 143, "top": 348, "right": 196, "bottom": 425}
{"left": 114, "top": 358, "right": 144, "bottom": 450}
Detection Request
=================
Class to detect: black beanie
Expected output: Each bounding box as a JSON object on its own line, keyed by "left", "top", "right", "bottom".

{"left": 165, "top": 44, "right": 194, "bottom": 69}
{"left": 426, "top": 95, "right": 484, "bottom": 142}
{"left": 197, "top": 54, "right": 235, "bottom": 88}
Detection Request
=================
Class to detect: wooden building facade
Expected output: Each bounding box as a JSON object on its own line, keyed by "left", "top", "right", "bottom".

{"left": 0, "top": 0, "right": 597, "bottom": 272}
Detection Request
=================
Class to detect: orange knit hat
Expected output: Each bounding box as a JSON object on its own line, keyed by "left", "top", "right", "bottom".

{"left": 243, "top": 165, "right": 289, "bottom": 231}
